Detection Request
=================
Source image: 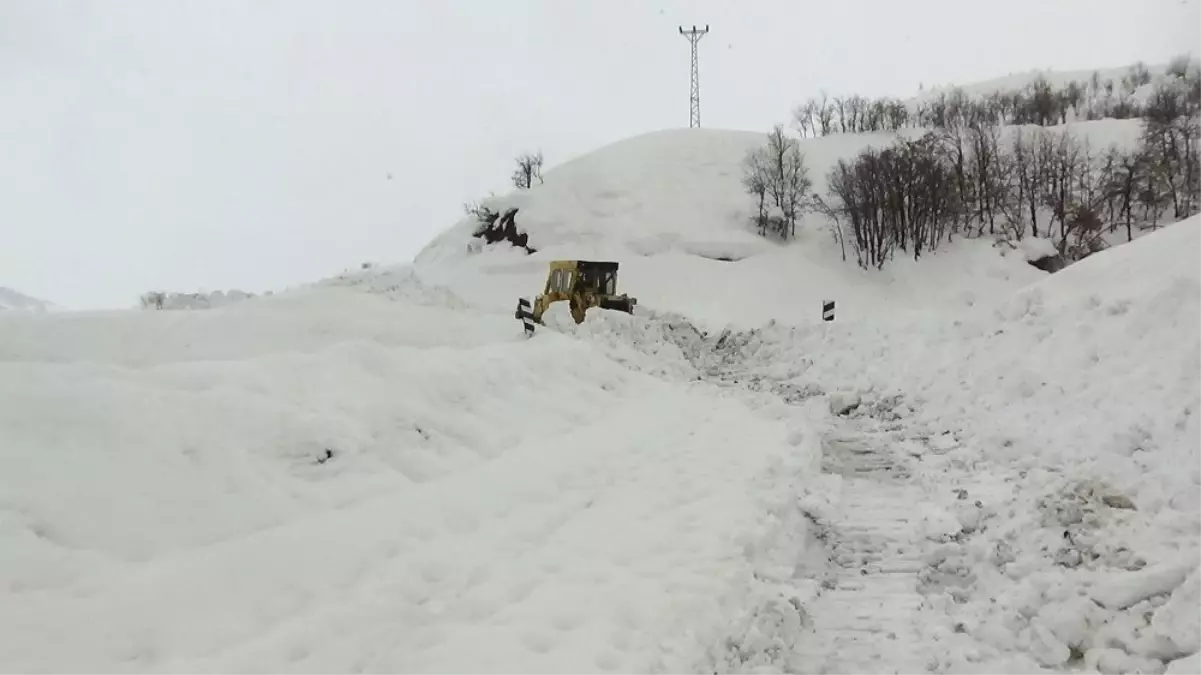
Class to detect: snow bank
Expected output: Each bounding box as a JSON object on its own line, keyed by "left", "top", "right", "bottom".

{"left": 0, "top": 275, "right": 818, "bottom": 672}
{"left": 733, "top": 215, "right": 1199, "bottom": 503}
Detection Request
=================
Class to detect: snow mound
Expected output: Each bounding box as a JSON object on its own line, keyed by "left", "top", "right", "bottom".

{"left": 536, "top": 303, "right": 705, "bottom": 381}
{"left": 0, "top": 278, "right": 819, "bottom": 672}
{"left": 418, "top": 127, "right": 947, "bottom": 272}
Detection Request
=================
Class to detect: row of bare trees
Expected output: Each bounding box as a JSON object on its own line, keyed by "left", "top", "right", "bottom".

{"left": 815, "top": 77, "right": 1200, "bottom": 269}
{"left": 793, "top": 56, "right": 1199, "bottom": 138}
{"left": 793, "top": 94, "right": 912, "bottom": 137}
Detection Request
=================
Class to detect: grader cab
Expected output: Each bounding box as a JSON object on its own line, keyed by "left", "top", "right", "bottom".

{"left": 515, "top": 260, "right": 637, "bottom": 332}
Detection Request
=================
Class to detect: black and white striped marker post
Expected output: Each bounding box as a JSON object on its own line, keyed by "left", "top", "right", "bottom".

{"left": 515, "top": 298, "right": 536, "bottom": 336}
{"left": 822, "top": 300, "right": 835, "bottom": 322}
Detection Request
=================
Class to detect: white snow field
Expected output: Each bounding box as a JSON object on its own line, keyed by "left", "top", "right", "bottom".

{"left": 2, "top": 119, "right": 1198, "bottom": 673}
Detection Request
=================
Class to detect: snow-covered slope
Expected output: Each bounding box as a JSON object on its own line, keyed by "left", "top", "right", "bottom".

{"left": 912, "top": 62, "right": 1168, "bottom": 103}
{"left": 414, "top": 120, "right": 1144, "bottom": 330}
{"left": 0, "top": 286, "right": 55, "bottom": 312}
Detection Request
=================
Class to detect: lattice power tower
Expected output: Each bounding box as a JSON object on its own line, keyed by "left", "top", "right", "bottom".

{"left": 678, "top": 24, "right": 709, "bottom": 128}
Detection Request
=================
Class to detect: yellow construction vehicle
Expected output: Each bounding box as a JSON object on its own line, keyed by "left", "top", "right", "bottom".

{"left": 515, "top": 260, "right": 637, "bottom": 331}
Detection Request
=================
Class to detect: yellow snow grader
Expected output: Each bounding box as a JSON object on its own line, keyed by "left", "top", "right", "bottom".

{"left": 514, "top": 260, "right": 637, "bottom": 333}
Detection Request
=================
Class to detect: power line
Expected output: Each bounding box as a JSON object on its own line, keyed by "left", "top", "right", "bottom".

{"left": 678, "top": 24, "right": 709, "bottom": 128}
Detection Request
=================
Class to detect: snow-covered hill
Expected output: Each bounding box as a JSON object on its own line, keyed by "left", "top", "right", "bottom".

{"left": 0, "top": 286, "right": 55, "bottom": 312}
{"left": 414, "top": 118, "right": 1145, "bottom": 329}
{"left": 1, "top": 64, "right": 1198, "bottom": 672}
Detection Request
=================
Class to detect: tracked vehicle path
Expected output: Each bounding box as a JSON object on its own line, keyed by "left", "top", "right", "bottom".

{"left": 792, "top": 431, "right": 938, "bottom": 674}
{"left": 598, "top": 313, "right": 998, "bottom": 673}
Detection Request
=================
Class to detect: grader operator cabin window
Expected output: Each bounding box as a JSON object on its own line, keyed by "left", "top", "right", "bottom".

{"left": 550, "top": 268, "right": 570, "bottom": 292}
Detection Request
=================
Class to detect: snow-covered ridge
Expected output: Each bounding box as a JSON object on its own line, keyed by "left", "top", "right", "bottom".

{"left": 911, "top": 61, "right": 1175, "bottom": 104}
{"left": 0, "top": 286, "right": 55, "bottom": 312}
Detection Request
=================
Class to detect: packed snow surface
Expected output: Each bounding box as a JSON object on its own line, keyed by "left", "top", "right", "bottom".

{"left": 2, "top": 118, "right": 1197, "bottom": 673}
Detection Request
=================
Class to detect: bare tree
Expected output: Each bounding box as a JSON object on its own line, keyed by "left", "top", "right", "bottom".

{"left": 1000, "top": 128, "right": 1035, "bottom": 238}
{"left": 792, "top": 100, "right": 817, "bottom": 138}
{"left": 511, "top": 150, "right": 544, "bottom": 189}
{"left": 887, "top": 100, "right": 909, "bottom": 130}
{"left": 1098, "top": 147, "right": 1141, "bottom": 241}
{"left": 764, "top": 125, "right": 813, "bottom": 238}
{"left": 741, "top": 147, "right": 771, "bottom": 235}
{"left": 743, "top": 126, "right": 813, "bottom": 239}
{"left": 1064, "top": 81, "right": 1085, "bottom": 120}
{"left": 1129, "top": 62, "right": 1153, "bottom": 88}
{"left": 817, "top": 92, "right": 835, "bottom": 136}
{"left": 829, "top": 96, "right": 845, "bottom": 133}
{"left": 1140, "top": 80, "right": 1201, "bottom": 221}
{"left": 966, "top": 122, "right": 1006, "bottom": 235}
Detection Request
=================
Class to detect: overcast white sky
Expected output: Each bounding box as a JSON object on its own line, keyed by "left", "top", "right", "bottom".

{"left": 2, "top": 0, "right": 1198, "bottom": 309}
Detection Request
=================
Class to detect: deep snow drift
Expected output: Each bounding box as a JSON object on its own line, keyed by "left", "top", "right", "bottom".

{"left": 0, "top": 272, "right": 820, "bottom": 672}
